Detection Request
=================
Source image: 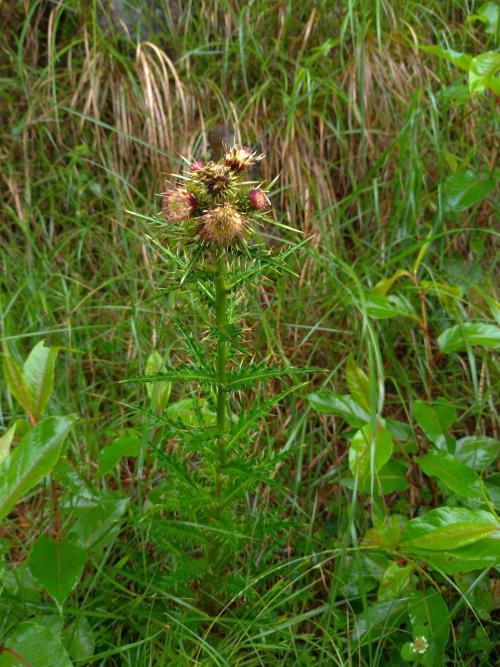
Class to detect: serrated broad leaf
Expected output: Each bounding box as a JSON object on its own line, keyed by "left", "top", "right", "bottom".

{"left": 0, "top": 415, "right": 77, "bottom": 524}
{"left": 417, "top": 450, "right": 482, "bottom": 499}
{"left": 437, "top": 322, "right": 500, "bottom": 353}
{"left": 29, "top": 535, "right": 87, "bottom": 605}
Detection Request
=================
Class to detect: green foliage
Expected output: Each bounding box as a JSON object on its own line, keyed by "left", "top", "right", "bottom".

{"left": 0, "top": 0, "right": 498, "bottom": 664}
{"left": 28, "top": 536, "right": 87, "bottom": 607}
{"left": 0, "top": 415, "right": 76, "bottom": 524}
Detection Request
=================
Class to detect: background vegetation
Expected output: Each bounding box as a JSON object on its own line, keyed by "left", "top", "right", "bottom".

{"left": 0, "top": 0, "right": 498, "bottom": 665}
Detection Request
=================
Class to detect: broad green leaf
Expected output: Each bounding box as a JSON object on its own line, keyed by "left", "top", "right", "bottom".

{"left": 307, "top": 392, "right": 369, "bottom": 427}
{"left": 401, "top": 507, "right": 498, "bottom": 551}
{"left": 421, "top": 45, "right": 472, "bottom": 71}
{"left": 418, "top": 536, "right": 500, "bottom": 573}
{"left": 468, "top": 2, "right": 499, "bottom": 36}
{"left": 22, "top": 341, "right": 60, "bottom": 421}
{"left": 443, "top": 170, "right": 496, "bottom": 212}
{"left": 349, "top": 424, "right": 393, "bottom": 481}
{"left": 371, "top": 268, "right": 409, "bottom": 296}
{"left": 0, "top": 423, "right": 16, "bottom": 464}
{"left": 437, "top": 322, "right": 500, "bottom": 353}
{"left": 417, "top": 450, "right": 482, "bottom": 499}
{"left": 145, "top": 351, "right": 171, "bottom": 413}
{"left": 413, "top": 399, "right": 456, "bottom": 446}
{"left": 408, "top": 589, "right": 450, "bottom": 667}
{"left": 361, "top": 459, "right": 409, "bottom": 494}
{"left": 62, "top": 616, "right": 95, "bottom": 662}
{"left": 377, "top": 562, "right": 413, "bottom": 601}
{"left": 485, "top": 473, "right": 500, "bottom": 509}
{"left": 0, "top": 415, "right": 77, "bottom": 524}
{"left": 0, "top": 621, "right": 72, "bottom": 667}
{"left": 166, "top": 397, "right": 216, "bottom": 426}
{"left": 29, "top": 535, "right": 87, "bottom": 605}
{"left": 455, "top": 436, "right": 500, "bottom": 470}
{"left": 346, "top": 355, "right": 370, "bottom": 412}
{"left": 71, "top": 491, "right": 129, "bottom": 548}
{"left": 469, "top": 51, "right": 500, "bottom": 96}
{"left": 98, "top": 430, "right": 142, "bottom": 476}
{"left": 366, "top": 295, "right": 416, "bottom": 320}
{"left": 2, "top": 344, "right": 33, "bottom": 419}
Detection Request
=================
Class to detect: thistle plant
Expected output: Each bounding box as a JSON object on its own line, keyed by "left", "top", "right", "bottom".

{"left": 139, "top": 143, "right": 309, "bottom": 597}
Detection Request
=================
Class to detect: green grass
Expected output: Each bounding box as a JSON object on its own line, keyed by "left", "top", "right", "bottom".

{"left": 1, "top": 0, "right": 499, "bottom": 665}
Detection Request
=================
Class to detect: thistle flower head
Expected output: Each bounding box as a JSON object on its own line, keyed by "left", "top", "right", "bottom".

{"left": 248, "top": 188, "right": 269, "bottom": 210}
{"left": 157, "top": 144, "right": 272, "bottom": 249}
{"left": 162, "top": 189, "right": 197, "bottom": 222}
{"left": 224, "top": 144, "right": 264, "bottom": 172}
{"left": 199, "top": 204, "right": 246, "bottom": 245}
{"left": 196, "top": 162, "right": 232, "bottom": 194}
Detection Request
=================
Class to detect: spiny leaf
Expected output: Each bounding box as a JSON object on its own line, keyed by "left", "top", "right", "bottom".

{"left": 129, "top": 365, "right": 218, "bottom": 386}
{"left": 226, "top": 365, "right": 316, "bottom": 391}
{"left": 227, "top": 383, "right": 306, "bottom": 450}
{"left": 174, "top": 320, "right": 208, "bottom": 367}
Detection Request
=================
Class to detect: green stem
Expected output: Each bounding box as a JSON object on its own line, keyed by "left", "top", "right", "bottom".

{"left": 215, "top": 253, "right": 227, "bottom": 478}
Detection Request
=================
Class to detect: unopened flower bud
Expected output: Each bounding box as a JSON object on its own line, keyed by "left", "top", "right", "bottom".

{"left": 248, "top": 188, "right": 269, "bottom": 210}
{"left": 162, "top": 189, "right": 197, "bottom": 222}
{"left": 199, "top": 204, "right": 246, "bottom": 245}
